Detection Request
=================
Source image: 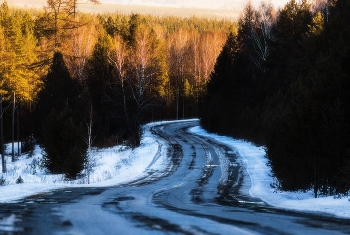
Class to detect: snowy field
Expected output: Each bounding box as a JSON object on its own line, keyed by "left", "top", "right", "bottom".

{"left": 1, "top": 120, "right": 350, "bottom": 219}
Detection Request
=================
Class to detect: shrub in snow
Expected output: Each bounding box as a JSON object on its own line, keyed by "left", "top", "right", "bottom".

{"left": 22, "top": 137, "right": 35, "bottom": 156}
{"left": 0, "top": 175, "right": 6, "bottom": 186}
{"left": 28, "top": 158, "right": 40, "bottom": 175}
{"left": 16, "top": 176, "right": 24, "bottom": 184}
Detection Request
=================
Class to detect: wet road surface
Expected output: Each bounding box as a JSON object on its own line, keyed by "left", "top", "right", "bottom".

{"left": 1, "top": 120, "right": 350, "bottom": 234}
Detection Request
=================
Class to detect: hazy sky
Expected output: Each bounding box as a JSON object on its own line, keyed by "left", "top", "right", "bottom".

{"left": 101, "top": 0, "right": 290, "bottom": 10}
{"left": 7, "top": 0, "right": 292, "bottom": 18}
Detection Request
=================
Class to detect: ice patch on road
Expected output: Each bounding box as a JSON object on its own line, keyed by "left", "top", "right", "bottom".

{"left": 0, "top": 214, "right": 22, "bottom": 232}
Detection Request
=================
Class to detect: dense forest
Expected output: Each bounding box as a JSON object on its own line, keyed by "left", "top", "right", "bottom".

{"left": 0, "top": 0, "right": 231, "bottom": 178}
{"left": 2, "top": 0, "right": 348, "bottom": 197}
{"left": 200, "top": 0, "right": 350, "bottom": 197}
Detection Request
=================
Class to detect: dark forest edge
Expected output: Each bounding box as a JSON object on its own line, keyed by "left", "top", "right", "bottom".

{"left": 200, "top": 0, "right": 350, "bottom": 198}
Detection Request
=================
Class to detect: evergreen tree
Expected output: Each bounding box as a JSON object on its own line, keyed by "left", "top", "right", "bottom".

{"left": 268, "top": 0, "right": 313, "bottom": 88}
{"left": 36, "top": 51, "right": 77, "bottom": 131}
{"left": 201, "top": 3, "right": 264, "bottom": 142}
{"left": 37, "top": 51, "right": 86, "bottom": 179}
{"left": 200, "top": 32, "right": 239, "bottom": 133}
{"left": 42, "top": 106, "right": 87, "bottom": 179}
{"left": 265, "top": 0, "right": 350, "bottom": 196}
{"left": 86, "top": 31, "right": 115, "bottom": 145}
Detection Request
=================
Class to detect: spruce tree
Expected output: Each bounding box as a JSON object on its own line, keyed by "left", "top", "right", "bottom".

{"left": 36, "top": 52, "right": 77, "bottom": 117}
{"left": 42, "top": 107, "right": 87, "bottom": 179}
{"left": 37, "top": 51, "right": 87, "bottom": 179}
{"left": 86, "top": 32, "right": 114, "bottom": 145}
{"left": 200, "top": 32, "right": 238, "bottom": 134}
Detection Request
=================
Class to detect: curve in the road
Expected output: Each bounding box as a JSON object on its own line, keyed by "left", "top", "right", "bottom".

{"left": 1, "top": 120, "right": 350, "bottom": 235}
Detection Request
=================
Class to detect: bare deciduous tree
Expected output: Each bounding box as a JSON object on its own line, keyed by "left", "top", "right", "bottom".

{"left": 108, "top": 34, "right": 130, "bottom": 128}
{"left": 129, "top": 26, "right": 161, "bottom": 124}
{"left": 251, "top": 1, "right": 275, "bottom": 73}
{"left": 109, "top": 25, "right": 165, "bottom": 147}
{"left": 67, "top": 21, "right": 97, "bottom": 82}
{"left": 167, "top": 29, "right": 190, "bottom": 119}
{"left": 199, "top": 31, "right": 226, "bottom": 85}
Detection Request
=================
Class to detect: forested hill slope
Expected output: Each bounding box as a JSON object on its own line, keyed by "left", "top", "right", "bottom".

{"left": 200, "top": 0, "right": 350, "bottom": 198}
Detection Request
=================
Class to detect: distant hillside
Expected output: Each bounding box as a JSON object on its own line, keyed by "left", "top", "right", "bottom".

{"left": 6, "top": 0, "right": 289, "bottom": 19}
{"left": 101, "top": 0, "right": 288, "bottom": 10}
{"left": 101, "top": 0, "right": 238, "bottom": 10}
{"left": 6, "top": 0, "right": 240, "bottom": 19}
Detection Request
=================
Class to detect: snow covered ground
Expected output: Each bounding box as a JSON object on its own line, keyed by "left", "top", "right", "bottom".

{"left": 1, "top": 120, "right": 350, "bottom": 219}
{"left": 0, "top": 122, "right": 169, "bottom": 202}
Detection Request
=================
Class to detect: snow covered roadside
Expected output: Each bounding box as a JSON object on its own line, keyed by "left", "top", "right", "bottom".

{"left": 189, "top": 125, "right": 350, "bottom": 219}
{"left": 0, "top": 122, "right": 169, "bottom": 203}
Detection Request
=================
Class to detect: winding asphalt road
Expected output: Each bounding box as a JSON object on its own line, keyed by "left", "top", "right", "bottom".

{"left": 1, "top": 120, "right": 350, "bottom": 234}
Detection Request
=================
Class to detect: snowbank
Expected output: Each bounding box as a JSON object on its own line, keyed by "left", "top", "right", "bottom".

{"left": 0, "top": 122, "right": 167, "bottom": 202}
{"left": 189, "top": 125, "right": 350, "bottom": 219}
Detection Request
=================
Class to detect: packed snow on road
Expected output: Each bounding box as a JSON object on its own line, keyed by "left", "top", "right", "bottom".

{"left": 1, "top": 119, "right": 350, "bottom": 219}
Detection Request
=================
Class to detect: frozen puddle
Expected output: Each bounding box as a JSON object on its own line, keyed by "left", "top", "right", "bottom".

{"left": 0, "top": 214, "right": 23, "bottom": 232}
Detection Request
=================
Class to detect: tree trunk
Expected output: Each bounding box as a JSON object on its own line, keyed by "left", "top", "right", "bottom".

{"left": 176, "top": 90, "right": 179, "bottom": 120}
{"left": 17, "top": 101, "right": 20, "bottom": 156}
{"left": 314, "top": 168, "right": 318, "bottom": 198}
{"left": 87, "top": 104, "right": 93, "bottom": 150}
{"left": 12, "top": 92, "right": 15, "bottom": 162}
{"left": 182, "top": 91, "right": 185, "bottom": 119}
{"left": 0, "top": 95, "right": 5, "bottom": 173}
